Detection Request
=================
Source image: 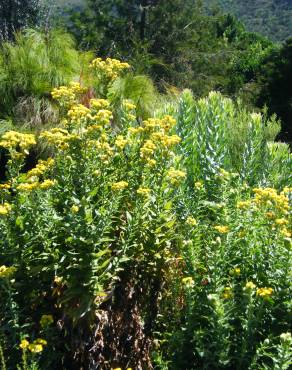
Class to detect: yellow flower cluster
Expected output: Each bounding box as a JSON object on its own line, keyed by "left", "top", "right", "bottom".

{"left": 90, "top": 98, "right": 110, "bottom": 111}
{"left": 0, "top": 265, "right": 16, "bottom": 278}
{"left": 194, "top": 181, "right": 203, "bottom": 189}
{"left": 40, "top": 128, "right": 78, "bottom": 149}
{"left": 123, "top": 100, "right": 136, "bottom": 111}
{"left": 167, "top": 168, "right": 186, "bottom": 185}
{"left": 186, "top": 217, "right": 197, "bottom": 226}
{"left": 17, "top": 180, "right": 56, "bottom": 192}
{"left": 128, "top": 127, "right": 144, "bottom": 135}
{"left": 256, "top": 287, "right": 273, "bottom": 298}
{"left": 0, "top": 202, "right": 12, "bottom": 216}
{"left": 253, "top": 188, "right": 289, "bottom": 212}
{"left": 90, "top": 57, "right": 130, "bottom": 80}
{"left": 214, "top": 225, "right": 230, "bottom": 234}
{"left": 137, "top": 187, "right": 151, "bottom": 197}
{"left": 150, "top": 132, "right": 181, "bottom": 148}
{"left": 237, "top": 200, "right": 252, "bottom": 209}
{"left": 40, "top": 314, "right": 54, "bottom": 328}
{"left": 115, "top": 135, "right": 128, "bottom": 150}
{"left": 0, "top": 131, "right": 36, "bottom": 153}
{"left": 88, "top": 139, "right": 113, "bottom": 161}
{"left": 20, "top": 338, "right": 47, "bottom": 353}
{"left": 140, "top": 140, "right": 156, "bottom": 159}
{"left": 68, "top": 104, "right": 91, "bottom": 122}
{"left": 223, "top": 287, "right": 232, "bottom": 299}
{"left": 51, "top": 82, "right": 86, "bottom": 105}
{"left": 111, "top": 181, "right": 129, "bottom": 191}
{"left": 0, "top": 183, "right": 11, "bottom": 190}
{"left": 245, "top": 281, "right": 256, "bottom": 290}
{"left": 26, "top": 158, "right": 54, "bottom": 180}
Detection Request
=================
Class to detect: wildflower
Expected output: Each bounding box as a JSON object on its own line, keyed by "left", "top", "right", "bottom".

{"left": 275, "top": 218, "right": 288, "bottom": 226}
{"left": 0, "top": 131, "right": 36, "bottom": 153}
{"left": 115, "top": 135, "right": 128, "bottom": 150}
{"left": 237, "top": 201, "right": 251, "bottom": 209}
{"left": 194, "top": 181, "right": 203, "bottom": 189}
{"left": 137, "top": 187, "right": 151, "bottom": 197}
{"left": 40, "top": 314, "right": 54, "bottom": 328}
{"left": 111, "top": 181, "right": 129, "bottom": 191}
{"left": 93, "top": 170, "right": 100, "bottom": 177}
{"left": 0, "top": 265, "right": 16, "bottom": 278}
{"left": 245, "top": 281, "right": 256, "bottom": 290}
{"left": 256, "top": 287, "right": 273, "bottom": 298}
{"left": 266, "top": 211, "right": 275, "bottom": 219}
{"left": 186, "top": 217, "right": 197, "bottom": 226}
{"left": 230, "top": 267, "right": 241, "bottom": 276}
{"left": 214, "top": 225, "right": 230, "bottom": 234}
{"left": 160, "top": 115, "right": 176, "bottom": 131}
{"left": 140, "top": 140, "right": 156, "bottom": 158}
{"left": 71, "top": 205, "right": 79, "bottom": 213}
{"left": 0, "top": 202, "right": 12, "bottom": 216}
{"left": 182, "top": 277, "right": 194, "bottom": 286}
{"left": 146, "top": 158, "right": 157, "bottom": 167}
{"left": 17, "top": 182, "right": 39, "bottom": 192}
{"left": 90, "top": 98, "right": 110, "bottom": 110}
{"left": 281, "top": 228, "right": 291, "bottom": 238}
{"left": 28, "top": 344, "right": 43, "bottom": 353}
{"left": 67, "top": 104, "right": 91, "bottom": 122}
{"left": 34, "top": 338, "right": 47, "bottom": 346}
{"left": 123, "top": 100, "right": 136, "bottom": 111}
{"left": 280, "top": 332, "right": 292, "bottom": 344}
{"left": 167, "top": 168, "right": 186, "bottom": 185}
{"left": 222, "top": 287, "right": 232, "bottom": 299}
{"left": 39, "top": 179, "right": 56, "bottom": 190}
{"left": 19, "top": 339, "right": 29, "bottom": 350}
{"left": 0, "top": 183, "right": 11, "bottom": 190}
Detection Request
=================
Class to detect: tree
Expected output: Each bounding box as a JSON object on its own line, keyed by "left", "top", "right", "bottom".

{"left": 0, "top": 0, "right": 43, "bottom": 40}
{"left": 257, "top": 38, "right": 292, "bottom": 141}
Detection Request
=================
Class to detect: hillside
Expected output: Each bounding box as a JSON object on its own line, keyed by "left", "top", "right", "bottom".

{"left": 206, "top": 0, "right": 292, "bottom": 41}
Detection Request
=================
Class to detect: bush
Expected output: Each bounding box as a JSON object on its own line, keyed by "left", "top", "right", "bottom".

{"left": 0, "top": 57, "right": 291, "bottom": 370}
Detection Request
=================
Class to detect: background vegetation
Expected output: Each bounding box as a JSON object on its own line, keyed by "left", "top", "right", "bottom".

{"left": 0, "top": 1, "right": 291, "bottom": 369}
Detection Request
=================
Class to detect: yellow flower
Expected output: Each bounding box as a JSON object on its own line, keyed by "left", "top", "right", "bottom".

{"left": 111, "top": 181, "right": 129, "bottom": 191}
{"left": 245, "top": 281, "right": 256, "bottom": 290}
{"left": 0, "top": 265, "right": 16, "bottom": 278}
{"left": 40, "top": 314, "right": 54, "bottom": 328}
{"left": 0, "top": 202, "right": 12, "bottom": 216}
{"left": 140, "top": 140, "right": 156, "bottom": 158}
{"left": 275, "top": 218, "right": 288, "bottom": 226}
{"left": 71, "top": 205, "right": 79, "bottom": 213}
{"left": 90, "top": 98, "right": 110, "bottom": 110}
{"left": 19, "top": 339, "right": 30, "bottom": 350}
{"left": 186, "top": 217, "right": 197, "bottom": 226}
{"left": 39, "top": 179, "right": 56, "bottom": 190}
{"left": 182, "top": 277, "right": 194, "bottom": 286}
{"left": 281, "top": 228, "right": 291, "bottom": 238}
{"left": 0, "top": 131, "right": 36, "bottom": 153}
{"left": 17, "top": 182, "right": 39, "bottom": 192}
{"left": 214, "top": 225, "right": 230, "bottom": 234}
{"left": 256, "top": 287, "right": 273, "bottom": 298}
{"left": 230, "top": 267, "right": 241, "bottom": 276}
{"left": 194, "top": 181, "right": 203, "bottom": 189}
{"left": 28, "top": 344, "right": 43, "bottom": 353}
{"left": 0, "top": 183, "right": 11, "bottom": 190}
{"left": 115, "top": 135, "right": 128, "bottom": 150}
{"left": 223, "top": 287, "right": 233, "bottom": 299}
{"left": 34, "top": 338, "right": 47, "bottom": 346}
{"left": 237, "top": 201, "right": 251, "bottom": 209}
{"left": 123, "top": 100, "right": 136, "bottom": 111}
{"left": 137, "top": 187, "right": 151, "bottom": 197}
{"left": 167, "top": 168, "right": 186, "bottom": 185}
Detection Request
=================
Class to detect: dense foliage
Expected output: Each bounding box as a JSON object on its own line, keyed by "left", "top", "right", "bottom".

{"left": 0, "top": 56, "right": 291, "bottom": 369}
{"left": 205, "top": 0, "right": 292, "bottom": 42}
